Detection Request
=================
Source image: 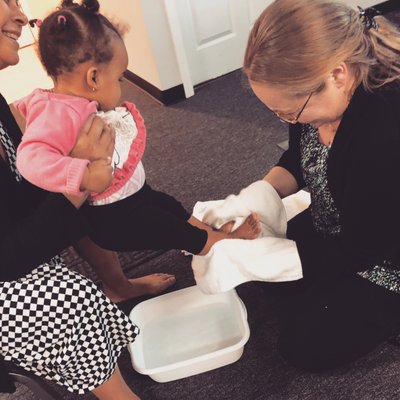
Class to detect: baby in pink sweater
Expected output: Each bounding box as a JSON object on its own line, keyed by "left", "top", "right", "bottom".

{"left": 15, "top": 0, "right": 260, "bottom": 256}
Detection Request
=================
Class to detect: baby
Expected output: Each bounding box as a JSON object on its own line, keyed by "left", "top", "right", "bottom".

{"left": 15, "top": 0, "right": 260, "bottom": 258}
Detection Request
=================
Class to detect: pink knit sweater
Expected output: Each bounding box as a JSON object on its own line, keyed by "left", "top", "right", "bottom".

{"left": 15, "top": 89, "right": 146, "bottom": 200}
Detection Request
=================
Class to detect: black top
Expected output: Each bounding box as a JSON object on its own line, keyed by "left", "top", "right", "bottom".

{"left": 0, "top": 93, "right": 92, "bottom": 392}
{"left": 0, "top": 93, "right": 90, "bottom": 281}
{"left": 277, "top": 82, "right": 400, "bottom": 278}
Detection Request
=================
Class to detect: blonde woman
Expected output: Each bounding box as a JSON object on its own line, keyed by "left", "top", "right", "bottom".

{"left": 242, "top": 0, "right": 400, "bottom": 371}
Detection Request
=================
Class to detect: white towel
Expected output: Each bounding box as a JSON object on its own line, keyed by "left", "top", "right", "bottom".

{"left": 192, "top": 181, "right": 311, "bottom": 294}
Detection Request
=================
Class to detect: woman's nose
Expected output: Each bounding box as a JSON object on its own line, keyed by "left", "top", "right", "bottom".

{"left": 13, "top": 5, "right": 29, "bottom": 26}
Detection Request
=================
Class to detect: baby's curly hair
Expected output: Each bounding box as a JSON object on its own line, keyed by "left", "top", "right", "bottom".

{"left": 38, "top": 0, "right": 122, "bottom": 78}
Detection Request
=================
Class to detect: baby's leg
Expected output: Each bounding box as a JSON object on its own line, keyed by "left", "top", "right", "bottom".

{"left": 188, "top": 213, "right": 260, "bottom": 255}
{"left": 73, "top": 236, "right": 175, "bottom": 303}
{"left": 84, "top": 184, "right": 258, "bottom": 255}
{"left": 145, "top": 189, "right": 261, "bottom": 254}
{"left": 145, "top": 185, "right": 191, "bottom": 220}
{"left": 84, "top": 198, "right": 208, "bottom": 254}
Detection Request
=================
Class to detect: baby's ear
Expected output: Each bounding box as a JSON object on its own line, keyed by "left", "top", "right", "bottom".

{"left": 86, "top": 67, "right": 98, "bottom": 91}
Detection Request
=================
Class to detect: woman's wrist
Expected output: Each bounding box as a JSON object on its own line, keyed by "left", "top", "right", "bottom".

{"left": 264, "top": 167, "right": 298, "bottom": 198}
{"left": 80, "top": 166, "right": 90, "bottom": 192}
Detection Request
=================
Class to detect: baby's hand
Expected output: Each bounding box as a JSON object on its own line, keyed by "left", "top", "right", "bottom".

{"left": 81, "top": 158, "right": 113, "bottom": 193}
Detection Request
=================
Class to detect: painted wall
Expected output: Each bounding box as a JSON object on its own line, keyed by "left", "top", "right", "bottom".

{"left": 27, "top": 0, "right": 59, "bottom": 18}
{"left": 138, "top": 0, "right": 182, "bottom": 89}
{"left": 100, "top": 0, "right": 181, "bottom": 90}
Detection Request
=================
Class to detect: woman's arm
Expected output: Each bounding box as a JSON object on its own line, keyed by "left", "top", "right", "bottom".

{"left": 9, "top": 104, "right": 25, "bottom": 133}
{"left": 272, "top": 124, "right": 306, "bottom": 195}
{"left": 264, "top": 166, "right": 299, "bottom": 198}
{"left": 0, "top": 189, "right": 90, "bottom": 281}
{"left": 292, "top": 119, "right": 400, "bottom": 278}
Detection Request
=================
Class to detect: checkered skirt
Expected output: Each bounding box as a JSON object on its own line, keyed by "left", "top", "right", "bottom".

{"left": 0, "top": 262, "right": 139, "bottom": 394}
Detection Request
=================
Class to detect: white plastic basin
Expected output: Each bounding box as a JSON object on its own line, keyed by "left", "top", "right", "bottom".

{"left": 128, "top": 285, "right": 250, "bottom": 382}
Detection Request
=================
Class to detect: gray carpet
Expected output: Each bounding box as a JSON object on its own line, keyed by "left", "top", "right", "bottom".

{"left": 4, "top": 9, "right": 400, "bottom": 400}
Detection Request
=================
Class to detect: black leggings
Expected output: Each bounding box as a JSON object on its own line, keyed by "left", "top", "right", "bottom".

{"left": 273, "top": 209, "right": 400, "bottom": 372}
{"left": 83, "top": 183, "right": 208, "bottom": 254}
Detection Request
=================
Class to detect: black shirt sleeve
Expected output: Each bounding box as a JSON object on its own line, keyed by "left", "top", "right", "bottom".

{"left": 0, "top": 189, "right": 90, "bottom": 281}
{"left": 0, "top": 94, "right": 90, "bottom": 281}
{"left": 293, "top": 141, "right": 400, "bottom": 278}
{"left": 275, "top": 124, "right": 306, "bottom": 189}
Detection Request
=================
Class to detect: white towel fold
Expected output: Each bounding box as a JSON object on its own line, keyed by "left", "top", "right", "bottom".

{"left": 202, "top": 180, "right": 287, "bottom": 238}
{"left": 192, "top": 181, "right": 311, "bottom": 294}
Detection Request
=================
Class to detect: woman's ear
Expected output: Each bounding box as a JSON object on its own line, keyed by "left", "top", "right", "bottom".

{"left": 86, "top": 67, "right": 98, "bottom": 91}
{"left": 330, "top": 62, "right": 348, "bottom": 90}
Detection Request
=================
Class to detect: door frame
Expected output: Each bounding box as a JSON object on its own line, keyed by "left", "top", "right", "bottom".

{"left": 163, "top": 0, "right": 195, "bottom": 98}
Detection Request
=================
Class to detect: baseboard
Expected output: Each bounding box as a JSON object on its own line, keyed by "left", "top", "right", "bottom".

{"left": 375, "top": 0, "right": 399, "bottom": 13}
{"left": 124, "top": 70, "right": 186, "bottom": 106}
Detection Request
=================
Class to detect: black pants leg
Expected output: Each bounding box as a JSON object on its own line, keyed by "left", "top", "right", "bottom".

{"left": 276, "top": 275, "right": 400, "bottom": 372}
{"left": 275, "top": 208, "right": 400, "bottom": 372}
{"left": 83, "top": 183, "right": 208, "bottom": 254}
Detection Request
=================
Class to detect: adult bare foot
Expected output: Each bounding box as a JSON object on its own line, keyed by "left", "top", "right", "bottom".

{"left": 229, "top": 212, "right": 260, "bottom": 239}
{"left": 103, "top": 273, "right": 176, "bottom": 303}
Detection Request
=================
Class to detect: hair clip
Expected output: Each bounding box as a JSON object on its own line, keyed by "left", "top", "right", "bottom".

{"left": 28, "top": 19, "right": 43, "bottom": 28}
{"left": 358, "top": 6, "right": 380, "bottom": 30}
{"left": 57, "top": 15, "right": 67, "bottom": 26}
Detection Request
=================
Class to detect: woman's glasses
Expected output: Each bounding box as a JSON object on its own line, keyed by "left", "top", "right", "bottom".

{"left": 273, "top": 92, "right": 313, "bottom": 124}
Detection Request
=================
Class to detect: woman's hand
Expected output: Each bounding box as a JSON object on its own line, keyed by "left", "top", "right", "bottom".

{"left": 65, "top": 114, "right": 115, "bottom": 207}
{"left": 80, "top": 159, "right": 114, "bottom": 193}
{"left": 70, "top": 114, "right": 115, "bottom": 161}
{"left": 64, "top": 157, "right": 114, "bottom": 209}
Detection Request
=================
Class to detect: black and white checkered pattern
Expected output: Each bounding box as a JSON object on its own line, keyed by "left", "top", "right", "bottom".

{"left": 0, "top": 121, "right": 21, "bottom": 182}
{"left": 0, "top": 264, "right": 139, "bottom": 394}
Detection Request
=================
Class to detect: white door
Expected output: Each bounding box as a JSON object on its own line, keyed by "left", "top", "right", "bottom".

{"left": 174, "top": 0, "right": 273, "bottom": 87}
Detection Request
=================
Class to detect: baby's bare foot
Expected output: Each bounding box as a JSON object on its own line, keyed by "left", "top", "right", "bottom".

{"left": 230, "top": 212, "right": 260, "bottom": 239}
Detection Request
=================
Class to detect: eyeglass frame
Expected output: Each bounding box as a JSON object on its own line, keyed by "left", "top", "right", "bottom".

{"left": 272, "top": 91, "right": 314, "bottom": 124}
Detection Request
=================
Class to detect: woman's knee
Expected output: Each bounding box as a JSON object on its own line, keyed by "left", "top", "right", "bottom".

{"left": 278, "top": 328, "right": 321, "bottom": 372}
{"left": 277, "top": 322, "right": 344, "bottom": 373}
